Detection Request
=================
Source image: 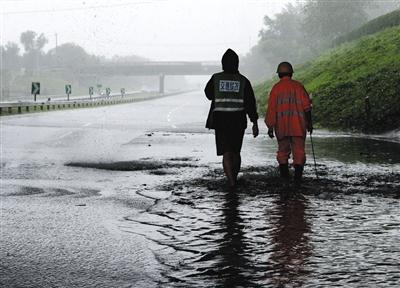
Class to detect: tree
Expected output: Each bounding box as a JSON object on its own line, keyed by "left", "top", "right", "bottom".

{"left": 47, "top": 43, "right": 100, "bottom": 69}
{"left": 1, "top": 42, "right": 22, "bottom": 99}
{"left": 366, "top": 0, "right": 400, "bottom": 19}
{"left": 20, "top": 31, "right": 36, "bottom": 52}
{"left": 302, "top": 0, "right": 368, "bottom": 52}
{"left": 1, "top": 42, "right": 21, "bottom": 70}
{"left": 20, "top": 30, "right": 48, "bottom": 53}
{"left": 243, "top": 4, "right": 307, "bottom": 81}
{"left": 19, "top": 30, "right": 48, "bottom": 73}
{"left": 243, "top": 0, "right": 376, "bottom": 81}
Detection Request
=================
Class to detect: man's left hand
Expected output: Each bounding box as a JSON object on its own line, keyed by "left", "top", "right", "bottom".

{"left": 268, "top": 128, "right": 274, "bottom": 139}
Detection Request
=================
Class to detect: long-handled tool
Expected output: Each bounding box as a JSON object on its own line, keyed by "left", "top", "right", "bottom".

{"left": 310, "top": 132, "right": 319, "bottom": 179}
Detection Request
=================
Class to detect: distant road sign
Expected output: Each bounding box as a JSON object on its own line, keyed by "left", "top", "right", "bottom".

{"left": 31, "top": 82, "right": 40, "bottom": 95}
{"left": 121, "top": 88, "right": 125, "bottom": 96}
{"left": 106, "top": 88, "right": 111, "bottom": 96}
{"left": 89, "top": 87, "right": 94, "bottom": 96}
{"left": 65, "top": 84, "right": 72, "bottom": 95}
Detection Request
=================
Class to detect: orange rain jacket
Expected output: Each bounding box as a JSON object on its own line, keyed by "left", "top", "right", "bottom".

{"left": 265, "top": 77, "right": 311, "bottom": 139}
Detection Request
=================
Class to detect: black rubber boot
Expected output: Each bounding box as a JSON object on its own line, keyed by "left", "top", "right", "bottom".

{"left": 279, "top": 164, "right": 289, "bottom": 179}
{"left": 294, "top": 165, "right": 304, "bottom": 186}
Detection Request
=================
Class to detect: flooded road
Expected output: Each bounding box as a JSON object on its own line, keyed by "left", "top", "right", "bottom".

{"left": 128, "top": 164, "right": 399, "bottom": 287}
{"left": 1, "top": 91, "right": 399, "bottom": 287}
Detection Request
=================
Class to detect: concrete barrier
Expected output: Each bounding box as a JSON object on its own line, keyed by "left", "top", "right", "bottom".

{"left": 0, "top": 90, "right": 192, "bottom": 116}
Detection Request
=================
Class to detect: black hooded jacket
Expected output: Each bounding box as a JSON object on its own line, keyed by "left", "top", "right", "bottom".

{"left": 204, "top": 49, "right": 258, "bottom": 130}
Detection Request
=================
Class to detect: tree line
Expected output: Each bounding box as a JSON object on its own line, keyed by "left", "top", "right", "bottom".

{"left": 0, "top": 31, "right": 150, "bottom": 99}
{"left": 243, "top": 0, "right": 400, "bottom": 81}
{"left": 1, "top": 30, "right": 147, "bottom": 74}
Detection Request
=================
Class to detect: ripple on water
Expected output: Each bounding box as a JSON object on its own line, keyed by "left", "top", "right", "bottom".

{"left": 121, "top": 165, "right": 400, "bottom": 287}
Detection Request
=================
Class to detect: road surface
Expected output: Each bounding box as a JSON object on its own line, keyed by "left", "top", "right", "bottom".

{"left": 1, "top": 90, "right": 399, "bottom": 287}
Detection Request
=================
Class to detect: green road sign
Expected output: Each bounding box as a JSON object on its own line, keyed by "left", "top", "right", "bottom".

{"left": 65, "top": 84, "right": 72, "bottom": 95}
{"left": 89, "top": 87, "right": 94, "bottom": 96}
{"left": 106, "top": 88, "right": 111, "bottom": 96}
{"left": 31, "top": 82, "right": 40, "bottom": 95}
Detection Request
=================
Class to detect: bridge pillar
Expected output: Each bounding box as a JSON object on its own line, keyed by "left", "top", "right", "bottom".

{"left": 159, "top": 74, "right": 165, "bottom": 94}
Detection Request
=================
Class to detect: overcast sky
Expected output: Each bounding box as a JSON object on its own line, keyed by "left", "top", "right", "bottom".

{"left": 1, "top": 0, "right": 294, "bottom": 61}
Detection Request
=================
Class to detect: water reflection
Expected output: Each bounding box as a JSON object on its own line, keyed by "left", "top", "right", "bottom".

{"left": 216, "top": 191, "right": 253, "bottom": 287}
{"left": 307, "top": 136, "right": 400, "bottom": 164}
{"left": 152, "top": 168, "right": 398, "bottom": 286}
{"left": 191, "top": 190, "right": 254, "bottom": 286}
{"left": 256, "top": 132, "right": 400, "bottom": 165}
{"left": 194, "top": 190, "right": 313, "bottom": 287}
{"left": 268, "top": 194, "right": 312, "bottom": 287}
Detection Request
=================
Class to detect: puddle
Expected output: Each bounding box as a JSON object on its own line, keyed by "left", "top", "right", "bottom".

{"left": 2, "top": 185, "right": 100, "bottom": 198}
{"left": 65, "top": 160, "right": 196, "bottom": 172}
{"left": 167, "top": 157, "right": 199, "bottom": 162}
{"left": 120, "top": 164, "right": 400, "bottom": 287}
{"left": 5, "top": 186, "right": 46, "bottom": 196}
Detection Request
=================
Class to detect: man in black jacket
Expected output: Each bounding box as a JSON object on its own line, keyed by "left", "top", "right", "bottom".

{"left": 205, "top": 49, "right": 259, "bottom": 188}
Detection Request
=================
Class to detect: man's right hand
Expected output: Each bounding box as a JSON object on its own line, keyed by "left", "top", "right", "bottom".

{"left": 252, "top": 123, "right": 259, "bottom": 138}
{"left": 307, "top": 123, "right": 313, "bottom": 134}
{"left": 268, "top": 128, "right": 274, "bottom": 139}
{"left": 305, "top": 111, "right": 313, "bottom": 135}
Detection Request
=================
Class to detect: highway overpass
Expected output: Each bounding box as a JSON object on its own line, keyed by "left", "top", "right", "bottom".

{"left": 76, "top": 61, "right": 221, "bottom": 93}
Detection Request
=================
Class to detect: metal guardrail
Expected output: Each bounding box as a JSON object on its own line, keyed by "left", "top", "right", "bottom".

{"left": 0, "top": 90, "right": 188, "bottom": 116}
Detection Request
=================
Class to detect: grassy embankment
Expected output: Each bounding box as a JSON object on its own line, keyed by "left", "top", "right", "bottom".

{"left": 255, "top": 13, "right": 400, "bottom": 133}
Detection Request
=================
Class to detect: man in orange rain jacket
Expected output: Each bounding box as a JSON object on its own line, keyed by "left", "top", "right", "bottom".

{"left": 265, "top": 62, "right": 313, "bottom": 184}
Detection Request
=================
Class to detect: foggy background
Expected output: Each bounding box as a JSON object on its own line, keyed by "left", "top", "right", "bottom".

{"left": 1, "top": 2, "right": 400, "bottom": 287}
{"left": 1, "top": 0, "right": 399, "bottom": 100}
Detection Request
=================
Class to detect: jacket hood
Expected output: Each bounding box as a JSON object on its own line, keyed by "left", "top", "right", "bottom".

{"left": 221, "top": 48, "right": 239, "bottom": 73}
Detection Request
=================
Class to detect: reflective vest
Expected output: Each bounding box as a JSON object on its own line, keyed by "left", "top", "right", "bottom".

{"left": 213, "top": 72, "right": 245, "bottom": 112}
{"left": 265, "top": 77, "right": 311, "bottom": 139}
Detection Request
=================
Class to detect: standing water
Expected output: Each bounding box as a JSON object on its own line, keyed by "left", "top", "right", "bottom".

{"left": 1, "top": 92, "right": 398, "bottom": 287}
{"left": 119, "top": 131, "right": 400, "bottom": 287}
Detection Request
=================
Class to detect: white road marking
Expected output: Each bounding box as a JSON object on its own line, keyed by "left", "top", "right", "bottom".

{"left": 167, "top": 101, "right": 191, "bottom": 129}
{"left": 167, "top": 110, "right": 177, "bottom": 129}
{"left": 58, "top": 122, "right": 91, "bottom": 139}
{"left": 59, "top": 131, "right": 74, "bottom": 139}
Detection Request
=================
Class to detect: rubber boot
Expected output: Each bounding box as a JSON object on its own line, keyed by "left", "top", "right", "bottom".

{"left": 279, "top": 164, "right": 289, "bottom": 179}
{"left": 279, "top": 164, "right": 290, "bottom": 194}
{"left": 294, "top": 165, "right": 304, "bottom": 186}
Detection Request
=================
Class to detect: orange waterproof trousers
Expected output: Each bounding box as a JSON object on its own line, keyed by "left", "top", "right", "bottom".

{"left": 277, "top": 136, "right": 306, "bottom": 165}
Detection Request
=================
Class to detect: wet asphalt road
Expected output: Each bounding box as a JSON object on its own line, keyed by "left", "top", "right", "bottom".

{"left": 1, "top": 90, "right": 399, "bottom": 287}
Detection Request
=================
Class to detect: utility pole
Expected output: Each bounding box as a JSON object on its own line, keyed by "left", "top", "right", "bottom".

{"left": 55, "top": 33, "right": 58, "bottom": 54}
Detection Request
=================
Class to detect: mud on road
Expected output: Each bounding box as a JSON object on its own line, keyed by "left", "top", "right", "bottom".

{"left": 2, "top": 102, "right": 399, "bottom": 287}
{"left": 118, "top": 158, "right": 400, "bottom": 287}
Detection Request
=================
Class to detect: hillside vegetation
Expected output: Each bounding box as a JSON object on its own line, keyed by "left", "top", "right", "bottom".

{"left": 255, "top": 26, "right": 400, "bottom": 133}
{"left": 333, "top": 9, "right": 400, "bottom": 46}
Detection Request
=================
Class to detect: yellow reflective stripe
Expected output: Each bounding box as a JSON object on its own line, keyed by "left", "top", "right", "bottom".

{"left": 277, "top": 98, "right": 303, "bottom": 105}
{"left": 215, "top": 99, "right": 244, "bottom": 103}
{"left": 277, "top": 111, "right": 305, "bottom": 118}
{"left": 214, "top": 107, "right": 245, "bottom": 112}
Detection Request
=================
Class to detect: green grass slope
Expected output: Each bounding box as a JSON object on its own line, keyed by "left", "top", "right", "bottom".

{"left": 333, "top": 9, "right": 400, "bottom": 46}
{"left": 255, "top": 26, "right": 400, "bottom": 133}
